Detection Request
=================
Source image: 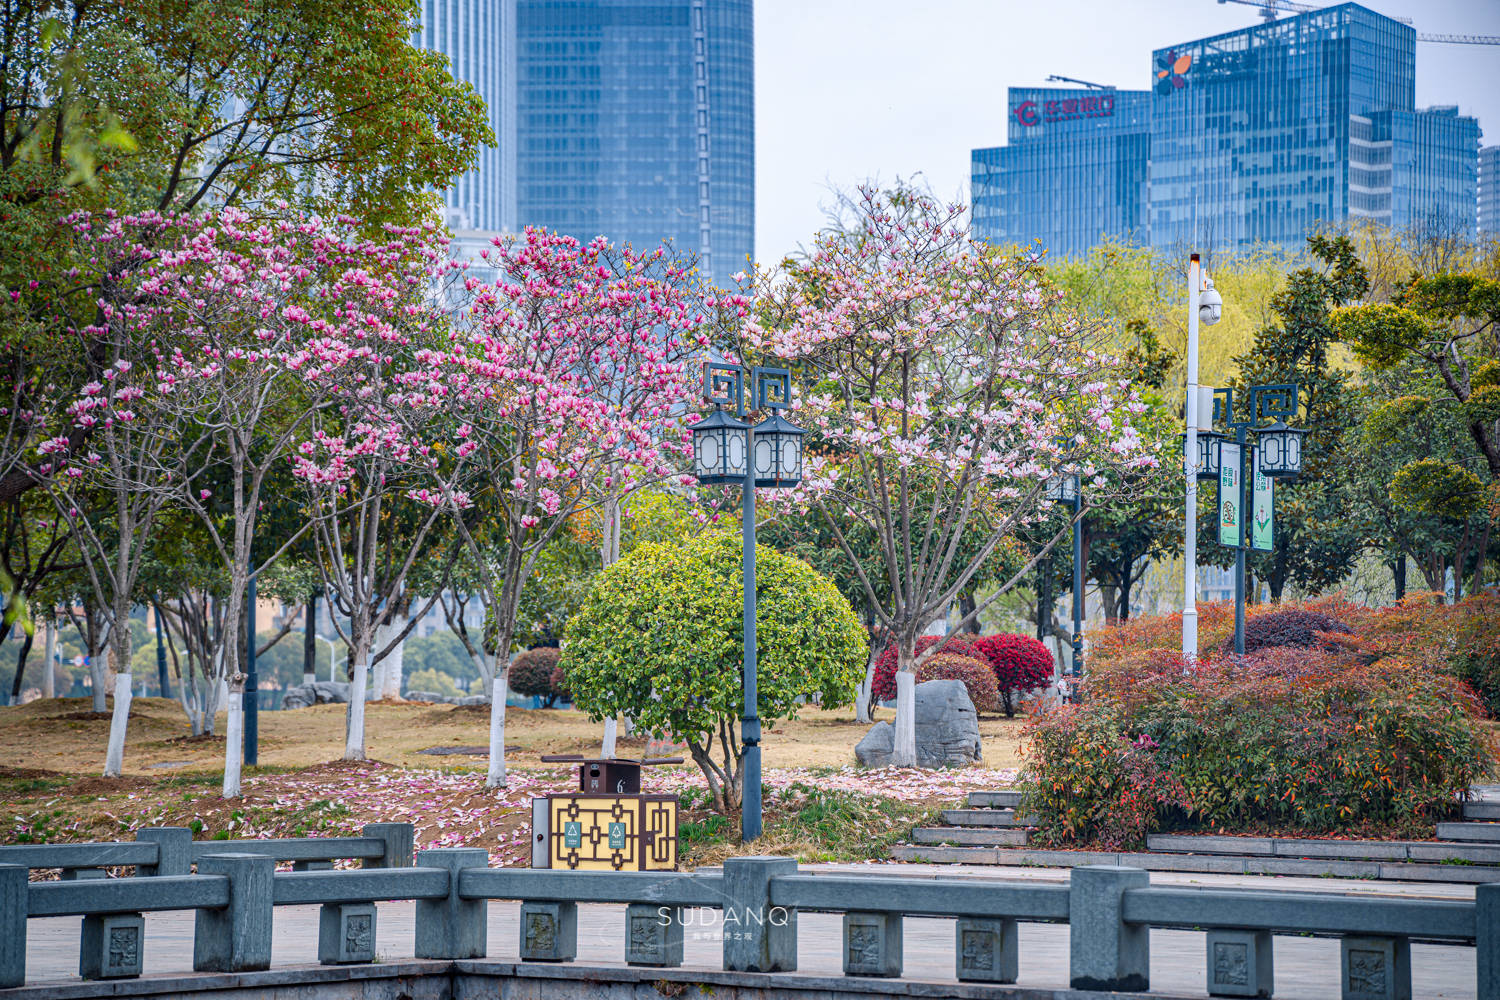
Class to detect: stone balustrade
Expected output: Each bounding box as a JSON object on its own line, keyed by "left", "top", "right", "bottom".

{"left": 0, "top": 834, "right": 1495, "bottom": 1000}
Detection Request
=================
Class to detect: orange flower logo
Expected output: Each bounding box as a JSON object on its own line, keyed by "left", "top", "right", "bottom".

{"left": 1156, "top": 50, "right": 1192, "bottom": 94}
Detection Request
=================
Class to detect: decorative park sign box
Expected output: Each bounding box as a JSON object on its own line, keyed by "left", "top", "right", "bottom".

{"left": 532, "top": 756, "right": 680, "bottom": 871}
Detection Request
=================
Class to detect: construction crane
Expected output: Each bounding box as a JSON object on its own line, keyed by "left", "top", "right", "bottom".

{"left": 1216, "top": 0, "right": 1500, "bottom": 44}
{"left": 1045, "top": 75, "right": 1115, "bottom": 90}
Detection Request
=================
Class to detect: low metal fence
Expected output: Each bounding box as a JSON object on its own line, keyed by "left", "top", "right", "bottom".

{"left": 0, "top": 840, "right": 1494, "bottom": 999}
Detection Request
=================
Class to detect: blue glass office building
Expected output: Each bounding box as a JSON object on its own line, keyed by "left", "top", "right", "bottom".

{"left": 1480, "top": 145, "right": 1500, "bottom": 236}
{"left": 971, "top": 3, "right": 1480, "bottom": 255}
{"left": 972, "top": 88, "right": 1151, "bottom": 256}
{"left": 513, "top": 0, "right": 754, "bottom": 287}
{"left": 415, "top": 0, "right": 516, "bottom": 233}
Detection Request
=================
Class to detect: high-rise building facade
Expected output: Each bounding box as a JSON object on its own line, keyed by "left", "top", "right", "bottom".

{"left": 971, "top": 88, "right": 1151, "bottom": 257}
{"left": 415, "top": 0, "right": 753, "bottom": 287}
{"left": 1481, "top": 146, "right": 1500, "bottom": 236}
{"left": 514, "top": 0, "right": 753, "bottom": 288}
{"left": 414, "top": 0, "right": 516, "bottom": 233}
{"left": 970, "top": 2, "right": 1480, "bottom": 256}
{"left": 1151, "top": 4, "right": 1476, "bottom": 250}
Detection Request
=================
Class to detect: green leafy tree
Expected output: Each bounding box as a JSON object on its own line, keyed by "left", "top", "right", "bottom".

{"left": 1231, "top": 235, "right": 1370, "bottom": 601}
{"left": 561, "top": 532, "right": 867, "bottom": 813}
{"left": 1335, "top": 267, "right": 1500, "bottom": 594}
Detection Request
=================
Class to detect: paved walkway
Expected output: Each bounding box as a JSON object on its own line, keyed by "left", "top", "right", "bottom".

{"left": 23, "top": 865, "right": 1480, "bottom": 998}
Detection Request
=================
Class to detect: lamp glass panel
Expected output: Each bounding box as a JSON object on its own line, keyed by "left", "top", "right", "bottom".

{"left": 754, "top": 435, "right": 774, "bottom": 478}
{"left": 696, "top": 433, "right": 721, "bottom": 477}
{"left": 781, "top": 437, "right": 802, "bottom": 480}
{"left": 726, "top": 429, "right": 747, "bottom": 475}
{"left": 1286, "top": 434, "right": 1301, "bottom": 472}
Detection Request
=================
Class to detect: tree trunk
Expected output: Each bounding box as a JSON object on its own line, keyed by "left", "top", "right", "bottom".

{"left": 10, "top": 628, "right": 34, "bottom": 699}
{"left": 854, "top": 652, "right": 876, "bottom": 724}
{"left": 374, "top": 620, "right": 403, "bottom": 699}
{"left": 103, "top": 626, "right": 133, "bottom": 778}
{"left": 89, "top": 646, "right": 107, "bottom": 712}
{"left": 302, "top": 594, "right": 318, "bottom": 685}
{"left": 1471, "top": 503, "right": 1492, "bottom": 599}
{"left": 487, "top": 668, "right": 509, "bottom": 788}
{"left": 1100, "top": 584, "right": 1120, "bottom": 625}
{"left": 892, "top": 668, "right": 916, "bottom": 767}
{"left": 344, "top": 646, "right": 370, "bottom": 761}
{"left": 1393, "top": 557, "right": 1407, "bottom": 601}
{"left": 601, "top": 717, "right": 618, "bottom": 758}
{"left": 222, "top": 680, "right": 244, "bottom": 797}
{"left": 42, "top": 620, "right": 55, "bottom": 699}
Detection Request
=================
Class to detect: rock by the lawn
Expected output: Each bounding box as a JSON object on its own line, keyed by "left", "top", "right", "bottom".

{"left": 854, "top": 679, "right": 982, "bottom": 768}
{"left": 281, "top": 681, "right": 352, "bottom": 709}
{"left": 854, "top": 722, "right": 895, "bottom": 767}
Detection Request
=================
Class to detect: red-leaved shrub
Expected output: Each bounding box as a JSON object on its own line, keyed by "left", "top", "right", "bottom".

{"left": 1233, "top": 608, "right": 1351, "bottom": 655}
{"left": 975, "top": 633, "right": 1055, "bottom": 716}
{"left": 509, "top": 646, "right": 563, "bottom": 706}
{"left": 871, "top": 633, "right": 982, "bottom": 702}
{"left": 917, "top": 653, "right": 1002, "bottom": 713}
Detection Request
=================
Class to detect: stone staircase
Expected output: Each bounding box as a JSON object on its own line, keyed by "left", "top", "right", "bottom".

{"left": 893, "top": 789, "right": 1500, "bottom": 883}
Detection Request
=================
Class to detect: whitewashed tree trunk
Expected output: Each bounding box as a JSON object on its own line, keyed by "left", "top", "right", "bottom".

{"left": 375, "top": 621, "right": 404, "bottom": 699}
{"left": 601, "top": 717, "right": 618, "bottom": 759}
{"left": 42, "top": 622, "right": 56, "bottom": 699}
{"left": 892, "top": 670, "right": 916, "bottom": 767}
{"left": 103, "top": 672, "right": 132, "bottom": 777}
{"left": 89, "top": 656, "right": 107, "bottom": 712}
{"left": 487, "top": 672, "right": 509, "bottom": 788}
{"left": 855, "top": 656, "right": 876, "bottom": 724}
{"left": 344, "top": 654, "right": 370, "bottom": 760}
{"left": 222, "top": 684, "right": 244, "bottom": 797}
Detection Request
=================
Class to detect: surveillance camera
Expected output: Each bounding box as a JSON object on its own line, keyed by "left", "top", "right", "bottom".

{"left": 1199, "top": 278, "right": 1223, "bottom": 326}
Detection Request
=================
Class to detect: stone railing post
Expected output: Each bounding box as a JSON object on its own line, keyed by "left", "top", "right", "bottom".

{"left": 136, "top": 827, "right": 193, "bottom": 876}
{"left": 722, "top": 856, "right": 797, "bottom": 973}
{"left": 193, "top": 853, "right": 273, "bottom": 972}
{"left": 415, "top": 847, "right": 487, "bottom": 960}
{"left": 1479, "top": 882, "right": 1497, "bottom": 1000}
{"left": 361, "top": 822, "right": 414, "bottom": 868}
{"left": 0, "top": 864, "right": 25, "bottom": 988}
{"left": 1069, "top": 865, "right": 1149, "bottom": 993}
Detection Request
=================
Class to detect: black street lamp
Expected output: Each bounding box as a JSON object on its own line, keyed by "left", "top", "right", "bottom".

{"left": 688, "top": 361, "right": 804, "bottom": 843}
{"left": 1046, "top": 452, "right": 1084, "bottom": 682}
{"left": 1208, "top": 383, "right": 1305, "bottom": 655}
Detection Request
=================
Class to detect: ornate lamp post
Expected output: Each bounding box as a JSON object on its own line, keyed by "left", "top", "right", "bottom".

{"left": 689, "top": 361, "right": 804, "bottom": 842}
{"left": 1046, "top": 457, "right": 1083, "bottom": 680}
{"left": 1208, "top": 383, "right": 1306, "bottom": 655}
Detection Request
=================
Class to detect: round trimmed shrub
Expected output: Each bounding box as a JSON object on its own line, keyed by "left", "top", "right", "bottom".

{"left": 871, "top": 633, "right": 982, "bottom": 702}
{"left": 1236, "top": 608, "right": 1351, "bottom": 655}
{"left": 975, "top": 633, "right": 1054, "bottom": 717}
{"left": 918, "top": 653, "right": 1001, "bottom": 713}
{"left": 509, "top": 646, "right": 563, "bottom": 706}
{"left": 549, "top": 663, "right": 572, "bottom": 704}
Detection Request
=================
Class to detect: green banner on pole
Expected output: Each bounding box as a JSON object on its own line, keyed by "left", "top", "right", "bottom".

{"left": 1251, "top": 454, "right": 1273, "bottom": 552}
{"left": 1218, "top": 442, "right": 1242, "bottom": 548}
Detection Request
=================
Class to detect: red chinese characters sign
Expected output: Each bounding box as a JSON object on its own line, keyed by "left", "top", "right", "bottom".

{"left": 1013, "top": 94, "right": 1115, "bottom": 127}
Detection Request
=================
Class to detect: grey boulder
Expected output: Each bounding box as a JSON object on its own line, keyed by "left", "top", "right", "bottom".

{"left": 854, "top": 679, "right": 982, "bottom": 768}
{"left": 281, "top": 681, "right": 352, "bottom": 709}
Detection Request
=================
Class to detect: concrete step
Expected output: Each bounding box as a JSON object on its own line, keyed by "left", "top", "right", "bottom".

{"left": 910, "top": 826, "right": 1029, "bottom": 847}
{"left": 966, "top": 790, "right": 1022, "bottom": 809}
{"left": 1145, "top": 834, "right": 1500, "bottom": 865}
{"left": 1436, "top": 821, "right": 1500, "bottom": 843}
{"left": 939, "top": 808, "right": 1037, "bottom": 828}
{"left": 889, "top": 845, "right": 1500, "bottom": 883}
{"left": 1463, "top": 801, "right": 1500, "bottom": 821}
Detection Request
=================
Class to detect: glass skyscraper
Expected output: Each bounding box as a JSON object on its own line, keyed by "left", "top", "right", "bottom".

{"left": 971, "top": 88, "right": 1151, "bottom": 257}
{"left": 414, "top": 0, "right": 516, "bottom": 233}
{"left": 1151, "top": 3, "right": 1476, "bottom": 250}
{"left": 970, "top": 2, "right": 1480, "bottom": 256}
{"left": 513, "top": 0, "right": 753, "bottom": 287}
{"left": 415, "top": 0, "right": 753, "bottom": 288}
{"left": 1480, "top": 145, "right": 1500, "bottom": 237}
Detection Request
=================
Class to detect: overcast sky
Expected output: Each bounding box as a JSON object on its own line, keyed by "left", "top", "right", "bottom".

{"left": 752, "top": 0, "right": 1500, "bottom": 263}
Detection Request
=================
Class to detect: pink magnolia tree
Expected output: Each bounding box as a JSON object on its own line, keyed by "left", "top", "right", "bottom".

{"left": 391, "top": 228, "right": 708, "bottom": 787}
{"left": 36, "top": 206, "right": 447, "bottom": 795}
{"left": 746, "top": 187, "right": 1155, "bottom": 767}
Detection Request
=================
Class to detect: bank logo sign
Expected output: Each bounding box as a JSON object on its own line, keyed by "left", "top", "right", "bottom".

{"left": 1012, "top": 94, "right": 1117, "bottom": 127}
{"left": 1155, "top": 49, "right": 1192, "bottom": 94}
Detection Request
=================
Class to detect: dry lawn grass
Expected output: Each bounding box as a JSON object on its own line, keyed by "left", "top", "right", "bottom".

{"left": 0, "top": 696, "right": 1029, "bottom": 778}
